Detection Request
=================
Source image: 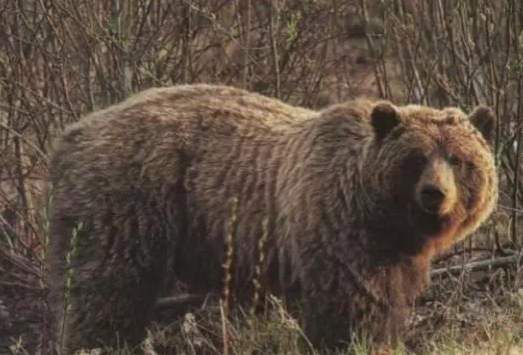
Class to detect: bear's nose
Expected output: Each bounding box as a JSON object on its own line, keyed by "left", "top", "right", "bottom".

{"left": 420, "top": 184, "right": 446, "bottom": 213}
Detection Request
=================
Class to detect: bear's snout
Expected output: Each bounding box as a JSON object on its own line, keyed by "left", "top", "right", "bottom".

{"left": 419, "top": 184, "right": 446, "bottom": 213}
{"left": 416, "top": 156, "right": 457, "bottom": 216}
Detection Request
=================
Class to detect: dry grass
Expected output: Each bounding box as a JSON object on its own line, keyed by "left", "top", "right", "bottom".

{"left": 34, "top": 286, "right": 520, "bottom": 355}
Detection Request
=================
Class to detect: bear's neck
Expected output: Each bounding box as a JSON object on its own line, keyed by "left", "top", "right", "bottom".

{"left": 275, "top": 122, "right": 374, "bottom": 251}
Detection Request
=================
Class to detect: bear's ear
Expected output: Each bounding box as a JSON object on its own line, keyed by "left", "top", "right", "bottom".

{"left": 469, "top": 105, "right": 496, "bottom": 145}
{"left": 371, "top": 102, "right": 400, "bottom": 141}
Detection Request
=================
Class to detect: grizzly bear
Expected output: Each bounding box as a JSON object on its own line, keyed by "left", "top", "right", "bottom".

{"left": 46, "top": 84, "right": 498, "bottom": 354}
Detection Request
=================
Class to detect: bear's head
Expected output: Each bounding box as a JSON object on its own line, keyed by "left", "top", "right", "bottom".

{"left": 365, "top": 101, "right": 498, "bottom": 256}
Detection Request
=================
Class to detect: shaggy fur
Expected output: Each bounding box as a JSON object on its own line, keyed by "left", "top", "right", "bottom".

{"left": 46, "top": 84, "right": 498, "bottom": 353}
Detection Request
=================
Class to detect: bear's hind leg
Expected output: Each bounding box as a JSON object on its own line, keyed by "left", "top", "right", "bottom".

{"left": 48, "top": 215, "right": 172, "bottom": 354}
{"left": 64, "top": 265, "right": 162, "bottom": 353}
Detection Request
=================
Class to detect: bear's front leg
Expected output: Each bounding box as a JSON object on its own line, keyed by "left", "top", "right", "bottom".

{"left": 299, "top": 259, "right": 403, "bottom": 353}
{"left": 300, "top": 278, "right": 356, "bottom": 351}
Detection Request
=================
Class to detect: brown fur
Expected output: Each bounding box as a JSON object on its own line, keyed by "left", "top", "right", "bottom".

{"left": 45, "top": 84, "right": 497, "bottom": 353}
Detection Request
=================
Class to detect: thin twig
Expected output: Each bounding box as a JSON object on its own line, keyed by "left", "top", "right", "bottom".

{"left": 269, "top": 0, "right": 281, "bottom": 99}
{"left": 431, "top": 255, "right": 521, "bottom": 277}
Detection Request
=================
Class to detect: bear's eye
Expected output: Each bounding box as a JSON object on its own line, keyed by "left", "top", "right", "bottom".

{"left": 448, "top": 155, "right": 462, "bottom": 167}
{"left": 408, "top": 155, "right": 427, "bottom": 167}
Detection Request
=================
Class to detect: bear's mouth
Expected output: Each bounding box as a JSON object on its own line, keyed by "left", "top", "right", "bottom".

{"left": 416, "top": 207, "right": 454, "bottom": 237}
{"left": 404, "top": 201, "right": 450, "bottom": 236}
{"left": 368, "top": 202, "right": 455, "bottom": 257}
{"left": 386, "top": 196, "right": 455, "bottom": 240}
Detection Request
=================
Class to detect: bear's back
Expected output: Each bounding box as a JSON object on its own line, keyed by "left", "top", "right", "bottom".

{"left": 49, "top": 85, "right": 315, "bottom": 190}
